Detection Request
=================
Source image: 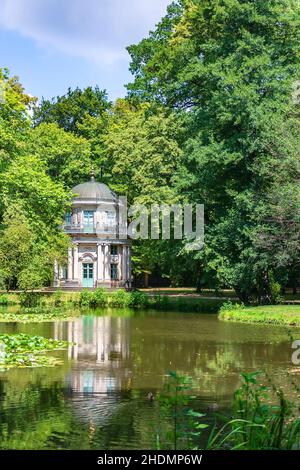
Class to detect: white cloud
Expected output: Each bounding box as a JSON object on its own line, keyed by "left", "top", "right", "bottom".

{"left": 0, "top": 0, "right": 171, "bottom": 64}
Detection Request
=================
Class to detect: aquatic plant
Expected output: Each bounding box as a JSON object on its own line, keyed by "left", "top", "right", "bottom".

{"left": 0, "top": 306, "right": 80, "bottom": 323}
{"left": 0, "top": 333, "right": 69, "bottom": 369}
{"left": 156, "top": 371, "right": 208, "bottom": 450}
{"left": 206, "top": 372, "right": 300, "bottom": 450}
{"left": 156, "top": 371, "right": 300, "bottom": 450}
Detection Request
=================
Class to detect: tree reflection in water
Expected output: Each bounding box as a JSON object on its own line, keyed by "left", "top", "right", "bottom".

{"left": 0, "top": 309, "right": 299, "bottom": 449}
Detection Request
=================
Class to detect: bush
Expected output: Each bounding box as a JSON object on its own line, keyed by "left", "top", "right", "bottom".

{"left": 53, "top": 289, "right": 63, "bottom": 306}
{"left": 19, "top": 292, "right": 42, "bottom": 308}
{"left": 128, "top": 290, "right": 149, "bottom": 308}
{"left": 270, "top": 279, "right": 283, "bottom": 304}
{"left": 109, "top": 289, "right": 131, "bottom": 307}
{"left": 80, "top": 290, "right": 94, "bottom": 307}
{"left": 80, "top": 288, "right": 108, "bottom": 307}
{"left": 0, "top": 294, "right": 8, "bottom": 305}
{"left": 91, "top": 288, "right": 108, "bottom": 307}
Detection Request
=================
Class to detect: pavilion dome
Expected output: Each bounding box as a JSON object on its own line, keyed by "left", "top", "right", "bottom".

{"left": 71, "top": 176, "right": 116, "bottom": 201}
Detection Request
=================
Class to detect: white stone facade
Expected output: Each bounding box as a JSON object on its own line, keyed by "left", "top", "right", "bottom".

{"left": 54, "top": 177, "right": 132, "bottom": 289}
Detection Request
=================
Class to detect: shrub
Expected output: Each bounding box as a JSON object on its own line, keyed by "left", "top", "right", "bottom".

{"left": 80, "top": 290, "right": 94, "bottom": 307}
{"left": 19, "top": 292, "right": 42, "bottom": 308}
{"left": 270, "top": 279, "right": 283, "bottom": 304}
{"left": 91, "top": 288, "right": 108, "bottom": 307}
{"left": 109, "top": 289, "right": 131, "bottom": 307}
{"left": 0, "top": 294, "right": 8, "bottom": 305}
{"left": 53, "top": 289, "right": 63, "bottom": 306}
{"left": 128, "top": 290, "right": 149, "bottom": 308}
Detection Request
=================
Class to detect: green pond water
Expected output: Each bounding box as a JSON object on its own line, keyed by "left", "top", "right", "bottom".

{"left": 0, "top": 308, "right": 299, "bottom": 449}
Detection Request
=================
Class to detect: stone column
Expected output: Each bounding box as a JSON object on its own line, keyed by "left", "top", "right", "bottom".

{"left": 124, "top": 246, "right": 128, "bottom": 281}
{"left": 53, "top": 259, "right": 59, "bottom": 287}
{"left": 97, "top": 244, "right": 103, "bottom": 281}
{"left": 73, "top": 244, "right": 78, "bottom": 280}
{"left": 67, "top": 247, "right": 73, "bottom": 280}
{"left": 79, "top": 210, "right": 84, "bottom": 229}
{"left": 117, "top": 247, "right": 122, "bottom": 280}
{"left": 128, "top": 245, "right": 132, "bottom": 284}
{"left": 122, "top": 245, "right": 127, "bottom": 281}
{"left": 104, "top": 244, "right": 110, "bottom": 281}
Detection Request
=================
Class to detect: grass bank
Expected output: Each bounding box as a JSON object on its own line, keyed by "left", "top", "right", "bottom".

{"left": 0, "top": 289, "right": 224, "bottom": 313}
{"left": 219, "top": 303, "right": 300, "bottom": 326}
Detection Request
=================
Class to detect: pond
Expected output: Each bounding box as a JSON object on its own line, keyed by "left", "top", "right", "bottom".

{"left": 0, "top": 308, "right": 299, "bottom": 449}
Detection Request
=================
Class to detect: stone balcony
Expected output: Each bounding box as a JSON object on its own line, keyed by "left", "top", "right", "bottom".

{"left": 63, "top": 223, "right": 126, "bottom": 237}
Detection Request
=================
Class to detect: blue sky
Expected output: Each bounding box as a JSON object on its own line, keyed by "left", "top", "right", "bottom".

{"left": 0, "top": 0, "right": 170, "bottom": 101}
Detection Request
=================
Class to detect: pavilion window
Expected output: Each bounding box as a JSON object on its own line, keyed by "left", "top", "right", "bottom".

{"left": 65, "top": 212, "right": 72, "bottom": 225}
{"left": 83, "top": 210, "right": 94, "bottom": 232}
{"left": 106, "top": 211, "right": 116, "bottom": 227}
{"left": 110, "top": 264, "right": 118, "bottom": 280}
{"left": 110, "top": 245, "right": 118, "bottom": 255}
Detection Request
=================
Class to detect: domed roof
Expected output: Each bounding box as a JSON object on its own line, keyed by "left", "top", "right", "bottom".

{"left": 72, "top": 176, "right": 116, "bottom": 201}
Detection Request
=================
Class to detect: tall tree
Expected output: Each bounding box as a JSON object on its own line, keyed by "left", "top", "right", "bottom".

{"left": 30, "top": 123, "right": 92, "bottom": 187}
{"left": 127, "top": 0, "right": 300, "bottom": 300}
{"left": 33, "top": 86, "right": 110, "bottom": 134}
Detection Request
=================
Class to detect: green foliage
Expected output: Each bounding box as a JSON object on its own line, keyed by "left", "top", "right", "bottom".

{"left": 0, "top": 67, "right": 35, "bottom": 176}
{"left": 2, "top": 0, "right": 300, "bottom": 299}
{"left": 128, "top": 290, "right": 149, "bottom": 308}
{"left": 31, "top": 123, "right": 92, "bottom": 186}
{"left": 0, "top": 306, "right": 80, "bottom": 323}
{"left": 105, "top": 99, "right": 182, "bottom": 204}
{"left": 19, "top": 292, "right": 43, "bottom": 308}
{"left": 0, "top": 333, "right": 69, "bottom": 369}
{"left": 80, "top": 288, "right": 108, "bottom": 308}
{"left": 127, "top": 0, "right": 300, "bottom": 301}
{"left": 219, "top": 303, "right": 300, "bottom": 326}
{"left": 80, "top": 290, "right": 94, "bottom": 307}
{"left": 218, "top": 372, "right": 300, "bottom": 450}
{"left": 33, "top": 86, "right": 110, "bottom": 134}
{"left": 157, "top": 371, "right": 208, "bottom": 450}
{"left": 0, "top": 294, "right": 8, "bottom": 305}
{"left": 53, "top": 289, "right": 63, "bottom": 306}
{"left": 92, "top": 287, "right": 109, "bottom": 307}
{"left": 109, "top": 289, "right": 131, "bottom": 307}
{"left": 79, "top": 289, "right": 221, "bottom": 312}
{"left": 219, "top": 301, "right": 245, "bottom": 313}
{"left": 156, "top": 371, "right": 300, "bottom": 450}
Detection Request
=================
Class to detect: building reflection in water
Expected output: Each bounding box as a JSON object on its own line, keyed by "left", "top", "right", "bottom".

{"left": 53, "top": 316, "right": 131, "bottom": 395}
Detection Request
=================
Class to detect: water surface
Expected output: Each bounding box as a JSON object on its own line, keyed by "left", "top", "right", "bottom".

{"left": 0, "top": 308, "right": 299, "bottom": 449}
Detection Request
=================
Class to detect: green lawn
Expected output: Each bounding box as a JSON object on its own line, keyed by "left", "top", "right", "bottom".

{"left": 219, "top": 304, "right": 300, "bottom": 326}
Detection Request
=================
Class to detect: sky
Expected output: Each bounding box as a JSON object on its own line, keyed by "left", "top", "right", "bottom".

{"left": 0, "top": 0, "right": 170, "bottom": 101}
